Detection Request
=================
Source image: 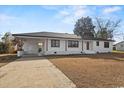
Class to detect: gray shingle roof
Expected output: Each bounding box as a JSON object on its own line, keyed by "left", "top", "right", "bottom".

{"left": 12, "top": 31, "right": 114, "bottom": 41}
{"left": 13, "top": 32, "right": 81, "bottom": 39}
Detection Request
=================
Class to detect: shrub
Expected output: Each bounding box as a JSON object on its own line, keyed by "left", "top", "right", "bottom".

{"left": 0, "top": 42, "right": 6, "bottom": 54}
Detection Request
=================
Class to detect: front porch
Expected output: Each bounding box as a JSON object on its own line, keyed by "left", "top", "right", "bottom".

{"left": 23, "top": 39, "right": 45, "bottom": 55}
{"left": 14, "top": 36, "right": 47, "bottom": 57}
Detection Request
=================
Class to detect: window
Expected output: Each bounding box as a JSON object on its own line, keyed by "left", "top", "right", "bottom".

{"left": 68, "top": 40, "right": 79, "bottom": 47}
{"left": 120, "top": 45, "right": 124, "bottom": 47}
{"left": 96, "top": 41, "right": 99, "bottom": 46}
{"left": 51, "top": 40, "right": 60, "bottom": 47}
{"left": 104, "top": 42, "right": 109, "bottom": 48}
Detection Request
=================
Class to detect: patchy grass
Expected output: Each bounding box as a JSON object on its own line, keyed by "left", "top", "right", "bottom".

{"left": 0, "top": 54, "right": 17, "bottom": 67}
{"left": 47, "top": 53, "right": 124, "bottom": 88}
{"left": 112, "top": 50, "right": 124, "bottom": 54}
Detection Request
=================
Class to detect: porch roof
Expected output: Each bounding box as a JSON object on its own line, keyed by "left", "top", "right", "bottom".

{"left": 13, "top": 32, "right": 81, "bottom": 39}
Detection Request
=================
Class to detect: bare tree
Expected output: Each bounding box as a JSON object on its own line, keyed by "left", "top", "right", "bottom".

{"left": 95, "top": 17, "right": 122, "bottom": 39}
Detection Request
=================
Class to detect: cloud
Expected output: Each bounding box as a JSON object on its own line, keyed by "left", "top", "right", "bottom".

{"left": 61, "top": 16, "right": 75, "bottom": 24}
{"left": 55, "top": 5, "right": 90, "bottom": 24}
{"left": 0, "top": 14, "right": 18, "bottom": 26}
{"left": 72, "top": 6, "right": 88, "bottom": 18}
{"left": 0, "top": 13, "right": 29, "bottom": 33}
{"left": 59, "top": 10, "right": 70, "bottom": 17}
{"left": 103, "top": 6, "right": 122, "bottom": 14}
{"left": 0, "top": 14, "right": 16, "bottom": 21}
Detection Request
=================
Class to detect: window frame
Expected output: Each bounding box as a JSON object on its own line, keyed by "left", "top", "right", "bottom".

{"left": 68, "top": 40, "right": 79, "bottom": 48}
{"left": 104, "top": 42, "right": 109, "bottom": 48}
{"left": 51, "top": 39, "right": 60, "bottom": 47}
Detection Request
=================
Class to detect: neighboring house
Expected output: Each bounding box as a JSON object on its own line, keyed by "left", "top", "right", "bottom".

{"left": 114, "top": 41, "right": 124, "bottom": 51}
{"left": 12, "top": 32, "right": 114, "bottom": 56}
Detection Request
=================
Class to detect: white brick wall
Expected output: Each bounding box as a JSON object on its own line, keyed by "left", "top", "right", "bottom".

{"left": 92, "top": 41, "right": 113, "bottom": 53}
{"left": 22, "top": 38, "right": 113, "bottom": 55}
{"left": 45, "top": 39, "right": 83, "bottom": 55}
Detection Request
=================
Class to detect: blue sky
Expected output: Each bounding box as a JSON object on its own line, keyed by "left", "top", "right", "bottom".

{"left": 0, "top": 5, "right": 124, "bottom": 42}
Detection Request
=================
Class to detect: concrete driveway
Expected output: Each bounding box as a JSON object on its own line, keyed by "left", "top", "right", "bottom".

{"left": 0, "top": 57, "right": 76, "bottom": 88}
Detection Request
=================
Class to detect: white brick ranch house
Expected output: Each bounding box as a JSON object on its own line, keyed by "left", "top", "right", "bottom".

{"left": 12, "top": 32, "right": 114, "bottom": 56}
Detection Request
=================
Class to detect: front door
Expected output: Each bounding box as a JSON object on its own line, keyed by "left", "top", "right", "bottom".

{"left": 86, "top": 41, "right": 89, "bottom": 50}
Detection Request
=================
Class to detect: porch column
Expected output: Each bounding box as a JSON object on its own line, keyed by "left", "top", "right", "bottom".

{"left": 91, "top": 41, "right": 93, "bottom": 50}
{"left": 82, "top": 41, "right": 83, "bottom": 51}
{"left": 46, "top": 38, "right": 48, "bottom": 51}
{"left": 65, "top": 40, "right": 67, "bottom": 51}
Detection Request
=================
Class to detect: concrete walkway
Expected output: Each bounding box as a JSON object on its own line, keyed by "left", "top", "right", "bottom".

{"left": 0, "top": 57, "right": 76, "bottom": 88}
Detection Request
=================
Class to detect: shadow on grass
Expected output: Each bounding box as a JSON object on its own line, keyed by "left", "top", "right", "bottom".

{"left": 0, "top": 54, "right": 17, "bottom": 67}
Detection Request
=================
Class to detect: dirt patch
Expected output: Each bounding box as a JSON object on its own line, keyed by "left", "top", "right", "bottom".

{"left": 0, "top": 54, "right": 17, "bottom": 67}
{"left": 47, "top": 53, "right": 124, "bottom": 88}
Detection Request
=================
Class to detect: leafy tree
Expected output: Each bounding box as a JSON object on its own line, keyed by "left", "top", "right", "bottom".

{"left": 73, "top": 16, "right": 95, "bottom": 39}
{"left": 0, "top": 42, "right": 6, "bottom": 53}
{"left": 1, "top": 32, "right": 15, "bottom": 53}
